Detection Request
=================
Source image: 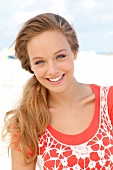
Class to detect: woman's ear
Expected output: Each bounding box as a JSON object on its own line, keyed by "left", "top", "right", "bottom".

{"left": 30, "top": 67, "right": 34, "bottom": 74}
{"left": 29, "top": 63, "right": 34, "bottom": 72}
{"left": 73, "top": 51, "right": 78, "bottom": 60}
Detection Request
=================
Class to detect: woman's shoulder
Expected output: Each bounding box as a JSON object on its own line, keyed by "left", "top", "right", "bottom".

{"left": 108, "top": 85, "right": 113, "bottom": 105}
{"left": 109, "top": 85, "right": 113, "bottom": 93}
{"left": 90, "top": 84, "right": 113, "bottom": 90}
{"left": 90, "top": 83, "right": 113, "bottom": 97}
{"left": 90, "top": 83, "right": 100, "bottom": 91}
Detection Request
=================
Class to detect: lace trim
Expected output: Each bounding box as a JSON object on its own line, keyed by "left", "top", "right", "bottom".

{"left": 37, "top": 86, "right": 113, "bottom": 170}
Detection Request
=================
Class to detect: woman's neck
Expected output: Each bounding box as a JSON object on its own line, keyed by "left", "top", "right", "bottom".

{"left": 47, "top": 80, "right": 84, "bottom": 107}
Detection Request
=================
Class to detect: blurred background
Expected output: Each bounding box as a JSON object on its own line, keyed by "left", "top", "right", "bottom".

{"left": 0, "top": 0, "right": 113, "bottom": 169}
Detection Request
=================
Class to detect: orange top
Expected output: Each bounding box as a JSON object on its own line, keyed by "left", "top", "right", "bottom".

{"left": 37, "top": 84, "right": 113, "bottom": 169}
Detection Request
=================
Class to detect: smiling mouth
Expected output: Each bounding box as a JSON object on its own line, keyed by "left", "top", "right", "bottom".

{"left": 47, "top": 74, "right": 64, "bottom": 82}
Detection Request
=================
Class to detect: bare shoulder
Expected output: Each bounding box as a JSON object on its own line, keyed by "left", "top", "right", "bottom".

{"left": 79, "top": 83, "right": 95, "bottom": 101}
{"left": 11, "top": 148, "right": 36, "bottom": 170}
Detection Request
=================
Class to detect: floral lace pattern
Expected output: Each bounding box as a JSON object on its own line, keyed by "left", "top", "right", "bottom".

{"left": 37, "top": 86, "right": 113, "bottom": 170}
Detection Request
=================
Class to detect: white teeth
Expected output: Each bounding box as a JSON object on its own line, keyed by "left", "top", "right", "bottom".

{"left": 48, "top": 75, "right": 63, "bottom": 82}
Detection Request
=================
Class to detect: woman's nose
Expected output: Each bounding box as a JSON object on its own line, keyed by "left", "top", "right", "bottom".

{"left": 47, "top": 61, "right": 58, "bottom": 75}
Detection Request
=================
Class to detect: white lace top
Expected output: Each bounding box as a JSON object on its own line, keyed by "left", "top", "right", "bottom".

{"left": 36, "top": 86, "right": 113, "bottom": 170}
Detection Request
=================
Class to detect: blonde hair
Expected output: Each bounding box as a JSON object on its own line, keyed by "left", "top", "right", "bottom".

{"left": 2, "top": 13, "right": 79, "bottom": 164}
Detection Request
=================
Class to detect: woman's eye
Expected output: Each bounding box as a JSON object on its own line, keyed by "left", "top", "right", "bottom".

{"left": 35, "top": 60, "right": 45, "bottom": 65}
{"left": 56, "top": 55, "right": 66, "bottom": 59}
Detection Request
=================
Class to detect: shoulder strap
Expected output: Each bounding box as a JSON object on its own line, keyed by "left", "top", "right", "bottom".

{"left": 100, "top": 86, "right": 109, "bottom": 114}
{"left": 100, "top": 86, "right": 113, "bottom": 130}
{"left": 100, "top": 86, "right": 109, "bottom": 103}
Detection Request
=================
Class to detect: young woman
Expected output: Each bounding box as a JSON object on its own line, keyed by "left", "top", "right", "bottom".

{"left": 2, "top": 13, "right": 113, "bottom": 170}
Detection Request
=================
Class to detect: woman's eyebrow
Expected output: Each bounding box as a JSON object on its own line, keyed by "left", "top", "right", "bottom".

{"left": 32, "top": 49, "right": 67, "bottom": 61}
{"left": 53, "top": 49, "right": 67, "bottom": 55}
{"left": 32, "top": 56, "right": 44, "bottom": 61}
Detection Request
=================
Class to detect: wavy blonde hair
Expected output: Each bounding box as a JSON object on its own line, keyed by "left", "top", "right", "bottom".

{"left": 2, "top": 13, "right": 79, "bottom": 164}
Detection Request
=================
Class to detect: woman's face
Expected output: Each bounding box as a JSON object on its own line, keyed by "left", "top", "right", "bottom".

{"left": 27, "top": 30, "right": 77, "bottom": 93}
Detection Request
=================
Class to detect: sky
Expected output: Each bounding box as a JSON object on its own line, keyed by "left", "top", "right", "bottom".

{"left": 0, "top": 0, "right": 113, "bottom": 53}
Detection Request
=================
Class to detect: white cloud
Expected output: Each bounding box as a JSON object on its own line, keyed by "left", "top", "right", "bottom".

{"left": 0, "top": 0, "right": 113, "bottom": 52}
{"left": 12, "top": 10, "right": 44, "bottom": 27}
{"left": 80, "top": 0, "right": 96, "bottom": 11}
{"left": 104, "top": 31, "right": 113, "bottom": 41}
